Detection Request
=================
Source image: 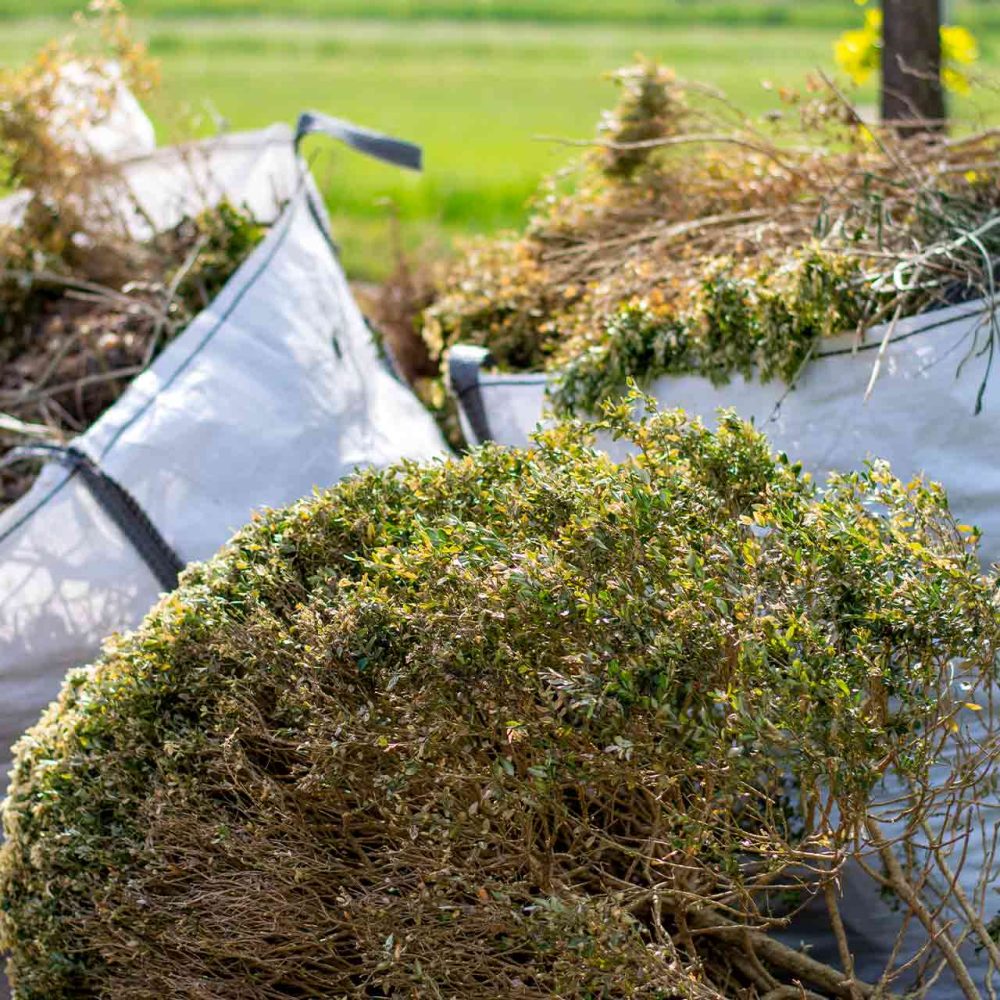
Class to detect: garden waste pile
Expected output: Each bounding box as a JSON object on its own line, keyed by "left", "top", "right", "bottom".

{"left": 0, "top": 4, "right": 267, "bottom": 510}
{"left": 1, "top": 402, "right": 997, "bottom": 999}
{"left": 426, "top": 60, "right": 1000, "bottom": 415}
{"left": 0, "top": 17, "right": 998, "bottom": 1000}
{"left": 0, "top": 0, "right": 447, "bottom": 860}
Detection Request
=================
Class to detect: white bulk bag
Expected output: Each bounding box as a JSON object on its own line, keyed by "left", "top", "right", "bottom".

{"left": 0, "top": 64, "right": 295, "bottom": 232}
{"left": 0, "top": 121, "right": 298, "bottom": 233}
{"left": 768, "top": 689, "right": 999, "bottom": 998}
{"left": 0, "top": 118, "right": 447, "bottom": 786}
{"left": 47, "top": 60, "right": 157, "bottom": 163}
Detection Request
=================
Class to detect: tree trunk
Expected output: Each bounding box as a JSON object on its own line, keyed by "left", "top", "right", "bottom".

{"left": 881, "top": 0, "right": 945, "bottom": 133}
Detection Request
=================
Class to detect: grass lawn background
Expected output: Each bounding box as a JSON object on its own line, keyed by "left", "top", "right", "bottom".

{"left": 0, "top": 3, "right": 998, "bottom": 278}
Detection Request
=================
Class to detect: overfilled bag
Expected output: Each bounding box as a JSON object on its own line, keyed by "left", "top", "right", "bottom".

{"left": 449, "top": 302, "right": 1000, "bottom": 998}
{"left": 0, "top": 114, "right": 447, "bottom": 782}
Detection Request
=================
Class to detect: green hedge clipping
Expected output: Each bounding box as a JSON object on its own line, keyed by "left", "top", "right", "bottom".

{"left": 2, "top": 400, "right": 997, "bottom": 998}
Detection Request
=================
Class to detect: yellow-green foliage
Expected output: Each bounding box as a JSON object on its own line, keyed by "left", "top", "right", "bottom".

{"left": 2, "top": 402, "right": 997, "bottom": 998}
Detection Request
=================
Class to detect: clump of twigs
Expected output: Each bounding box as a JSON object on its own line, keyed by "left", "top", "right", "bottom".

{"left": 0, "top": 3, "right": 267, "bottom": 509}
{"left": 353, "top": 206, "right": 440, "bottom": 387}
{"left": 425, "top": 60, "right": 1000, "bottom": 414}
{"left": 354, "top": 206, "right": 466, "bottom": 450}
{"left": 0, "top": 202, "right": 268, "bottom": 506}
{"left": 1, "top": 398, "right": 997, "bottom": 998}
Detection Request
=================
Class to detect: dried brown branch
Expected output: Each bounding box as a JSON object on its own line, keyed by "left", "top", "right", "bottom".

{"left": 865, "top": 817, "right": 982, "bottom": 1000}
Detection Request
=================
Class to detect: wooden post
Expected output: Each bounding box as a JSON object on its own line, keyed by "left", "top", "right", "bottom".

{"left": 881, "top": 0, "right": 945, "bottom": 132}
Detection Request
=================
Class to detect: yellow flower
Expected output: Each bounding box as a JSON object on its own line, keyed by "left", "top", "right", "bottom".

{"left": 940, "top": 27, "right": 978, "bottom": 95}
{"left": 942, "top": 65, "right": 971, "bottom": 96}
{"left": 834, "top": 13, "right": 880, "bottom": 85}
{"left": 941, "top": 24, "right": 979, "bottom": 66}
{"left": 834, "top": 15, "right": 979, "bottom": 96}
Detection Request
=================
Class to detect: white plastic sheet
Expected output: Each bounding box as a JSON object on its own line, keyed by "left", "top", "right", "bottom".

{"left": 0, "top": 140, "right": 447, "bottom": 786}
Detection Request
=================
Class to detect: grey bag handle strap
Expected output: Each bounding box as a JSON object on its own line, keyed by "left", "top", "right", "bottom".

{"left": 295, "top": 111, "right": 422, "bottom": 172}
{"left": 448, "top": 344, "right": 494, "bottom": 446}
{"left": 2, "top": 444, "right": 183, "bottom": 592}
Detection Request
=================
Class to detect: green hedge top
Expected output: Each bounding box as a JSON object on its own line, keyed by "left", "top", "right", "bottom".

{"left": 1, "top": 401, "right": 997, "bottom": 998}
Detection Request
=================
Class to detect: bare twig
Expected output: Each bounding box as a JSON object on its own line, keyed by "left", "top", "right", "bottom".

{"left": 864, "top": 817, "right": 982, "bottom": 1000}
{"left": 0, "top": 411, "right": 55, "bottom": 440}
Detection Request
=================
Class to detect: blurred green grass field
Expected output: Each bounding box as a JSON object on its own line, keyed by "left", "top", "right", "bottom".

{"left": 1, "top": 6, "right": 998, "bottom": 277}
{"left": 2, "top": 1, "right": 998, "bottom": 28}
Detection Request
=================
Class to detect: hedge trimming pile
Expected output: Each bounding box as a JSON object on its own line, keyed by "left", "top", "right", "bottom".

{"left": 2, "top": 400, "right": 997, "bottom": 999}
{"left": 0, "top": 4, "right": 267, "bottom": 509}
{"left": 0, "top": 198, "right": 267, "bottom": 510}
{"left": 424, "top": 61, "right": 1000, "bottom": 415}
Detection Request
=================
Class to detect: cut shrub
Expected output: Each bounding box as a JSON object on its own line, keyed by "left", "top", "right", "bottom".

{"left": 1, "top": 401, "right": 998, "bottom": 999}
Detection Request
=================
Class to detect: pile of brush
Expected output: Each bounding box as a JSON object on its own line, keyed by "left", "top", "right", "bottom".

{"left": 2, "top": 403, "right": 997, "bottom": 998}
{"left": 0, "top": 1, "right": 266, "bottom": 509}
{"left": 425, "top": 60, "right": 1000, "bottom": 415}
